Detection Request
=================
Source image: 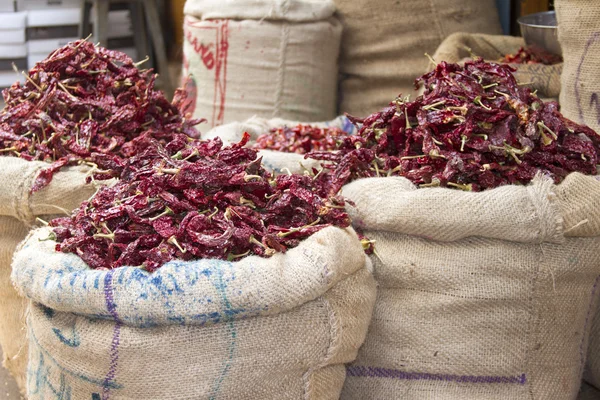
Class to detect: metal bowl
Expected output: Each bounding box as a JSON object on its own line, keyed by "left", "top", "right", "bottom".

{"left": 517, "top": 11, "right": 561, "bottom": 56}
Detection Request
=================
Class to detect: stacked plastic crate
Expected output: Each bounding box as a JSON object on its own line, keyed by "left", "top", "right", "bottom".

{"left": 0, "top": 1, "right": 26, "bottom": 89}
{"left": 17, "top": 0, "right": 136, "bottom": 69}
{"left": 22, "top": 1, "right": 81, "bottom": 68}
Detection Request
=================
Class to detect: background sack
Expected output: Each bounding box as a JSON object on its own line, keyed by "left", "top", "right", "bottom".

{"left": 334, "top": 0, "right": 502, "bottom": 118}
{"left": 183, "top": 0, "right": 342, "bottom": 128}
{"left": 340, "top": 173, "right": 600, "bottom": 400}
{"left": 0, "top": 157, "right": 100, "bottom": 392}
{"left": 12, "top": 226, "right": 377, "bottom": 400}
{"left": 433, "top": 32, "right": 563, "bottom": 100}
{"left": 204, "top": 115, "right": 357, "bottom": 174}
{"left": 556, "top": 0, "right": 600, "bottom": 134}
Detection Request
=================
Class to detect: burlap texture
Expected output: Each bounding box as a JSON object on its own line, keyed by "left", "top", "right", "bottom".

{"left": 12, "top": 226, "right": 377, "bottom": 399}
{"left": 556, "top": 0, "right": 600, "bottom": 134}
{"left": 340, "top": 173, "right": 600, "bottom": 400}
{"left": 183, "top": 3, "right": 341, "bottom": 128}
{"left": 184, "top": 0, "right": 336, "bottom": 22}
{"left": 334, "top": 0, "right": 502, "bottom": 118}
{"left": 558, "top": 2, "right": 600, "bottom": 384}
{"left": 0, "top": 157, "right": 100, "bottom": 392}
{"left": 204, "top": 115, "right": 357, "bottom": 174}
{"left": 433, "top": 33, "right": 563, "bottom": 100}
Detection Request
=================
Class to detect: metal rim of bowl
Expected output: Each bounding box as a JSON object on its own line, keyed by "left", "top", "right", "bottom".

{"left": 517, "top": 11, "right": 557, "bottom": 29}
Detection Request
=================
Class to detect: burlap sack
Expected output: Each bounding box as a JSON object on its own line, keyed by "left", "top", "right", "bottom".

{"left": 433, "top": 33, "right": 563, "bottom": 100}
{"left": 560, "top": 3, "right": 600, "bottom": 384}
{"left": 0, "top": 157, "right": 100, "bottom": 392}
{"left": 586, "top": 304, "right": 600, "bottom": 390}
{"left": 334, "top": 0, "right": 502, "bottom": 118}
{"left": 12, "top": 226, "right": 377, "bottom": 399}
{"left": 204, "top": 115, "right": 357, "bottom": 174}
{"left": 183, "top": 0, "right": 342, "bottom": 128}
{"left": 556, "top": 0, "right": 600, "bottom": 133}
{"left": 340, "top": 173, "right": 600, "bottom": 400}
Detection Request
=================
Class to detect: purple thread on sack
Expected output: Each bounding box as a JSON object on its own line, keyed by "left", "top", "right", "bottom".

{"left": 102, "top": 270, "right": 123, "bottom": 400}
{"left": 579, "top": 274, "right": 600, "bottom": 375}
{"left": 574, "top": 32, "right": 600, "bottom": 124}
{"left": 346, "top": 366, "right": 527, "bottom": 385}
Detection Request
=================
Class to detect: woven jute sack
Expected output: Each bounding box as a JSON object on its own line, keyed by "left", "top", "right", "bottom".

{"left": 0, "top": 157, "right": 99, "bottom": 392}
{"left": 12, "top": 226, "right": 377, "bottom": 399}
{"left": 556, "top": 0, "right": 600, "bottom": 134}
{"left": 433, "top": 33, "right": 563, "bottom": 100}
{"left": 339, "top": 172, "right": 600, "bottom": 400}
{"left": 183, "top": 0, "right": 342, "bottom": 128}
{"left": 558, "top": 2, "right": 600, "bottom": 386}
{"left": 334, "top": 0, "right": 502, "bottom": 118}
{"left": 204, "top": 115, "right": 357, "bottom": 174}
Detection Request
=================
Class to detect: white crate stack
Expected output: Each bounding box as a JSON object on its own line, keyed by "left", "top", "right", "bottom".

{"left": 0, "top": 0, "right": 137, "bottom": 91}
{"left": 19, "top": 0, "right": 136, "bottom": 69}
{"left": 26, "top": 7, "right": 80, "bottom": 68}
{"left": 0, "top": 1, "right": 26, "bottom": 89}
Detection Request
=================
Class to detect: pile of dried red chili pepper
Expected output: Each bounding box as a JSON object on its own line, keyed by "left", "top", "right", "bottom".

{"left": 49, "top": 133, "right": 350, "bottom": 271}
{"left": 0, "top": 39, "right": 201, "bottom": 192}
{"left": 500, "top": 46, "right": 562, "bottom": 65}
{"left": 308, "top": 58, "right": 600, "bottom": 194}
{"left": 253, "top": 124, "right": 346, "bottom": 154}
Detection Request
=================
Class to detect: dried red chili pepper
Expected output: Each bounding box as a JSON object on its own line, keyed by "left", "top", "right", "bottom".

{"left": 500, "top": 46, "right": 562, "bottom": 65}
{"left": 307, "top": 58, "right": 600, "bottom": 194}
{"left": 253, "top": 124, "right": 347, "bottom": 154}
{"left": 0, "top": 40, "right": 203, "bottom": 192}
{"left": 50, "top": 134, "right": 350, "bottom": 272}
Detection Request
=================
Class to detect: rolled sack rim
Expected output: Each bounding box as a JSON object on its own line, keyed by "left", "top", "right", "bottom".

{"left": 0, "top": 156, "right": 106, "bottom": 223}
{"left": 11, "top": 226, "right": 367, "bottom": 328}
{"left": 341, "top": 172, "right": 598, "bottom": 243}
{"left": 183, "top": 0, "right": 337, "bottom": 22}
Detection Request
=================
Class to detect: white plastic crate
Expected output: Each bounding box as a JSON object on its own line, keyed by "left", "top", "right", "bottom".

{"left": 27, "top": 7, "right": 79, "bottom": 27}
{"left": 27, "top": 37, "right": 77, "bottom": 54}
{"left": 0, "top": 11, "right": 26, "bottom": 44}
{"left": 0, "top": 43, "right": 26, "bottom": 58}
{"left": 0, "top": 0, "right": 14, "bottom": 13}
{"left": 0, "top": 70, "right": 23, "bottom": 88}
{"left": 17, "top": 0, "right": 79, "bottom": 11}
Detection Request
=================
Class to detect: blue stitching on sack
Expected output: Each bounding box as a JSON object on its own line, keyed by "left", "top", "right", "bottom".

{"left": 209, "top": 261, "right": 237, "bottom": 399}
{"left": 52, "top": 326, "right": 81, "bottom": 348}
{"left": 29, "top": 328, "right": 123, "bottom": 390}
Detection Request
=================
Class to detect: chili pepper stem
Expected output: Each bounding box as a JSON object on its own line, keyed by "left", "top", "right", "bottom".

{"left": 537, "top": 121, "right": 558, "bottom": 140}
{"left": 423, "top": 100, "right": 446, "bottom": 110}
{"left": 249, "top": 236, "right": 275, "bottom": 256}
{"left": 460, "top": 135, "right": 468, "bottom": 152}
{"left": 36, "top": 217, "right": 49, "bottom": 226}
{"left": 149, "top": 207, "right": 174, "bottom": 221}
{"left": 38, "top": 232, "right": 57, "bottom": 242}
{"left": 168, "top": 236, "right": 187, "bottom": 253}
{"left": 182, "top": 149, "right": 199, "bottom": 161}
{"left": 474, "top": 96, "right": 492, "bottom": 111}
{"left": 133, "top": 56, "right": 150, "bottom": 67}
{"left": 424, "top": 53, "right": 436, "bottom": 66}
{"left": 244, "top": 174, "right": 263, "bottom": 182}
{"left": 227, "top": 250, "right": 250, "bottom": 261}
{"left": 276, "top": 218, "right": 321, "bottom": 238}
{"left": 447, "top": 182, "right": 473, "bottom": 191}
{"left": 93, "top": 232, "right": 115, "bottom": 241}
